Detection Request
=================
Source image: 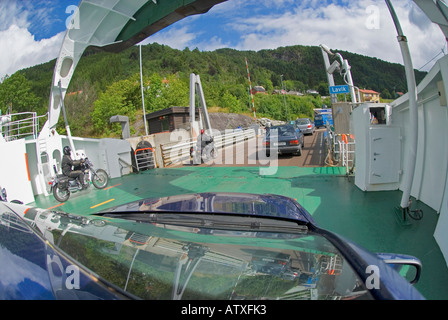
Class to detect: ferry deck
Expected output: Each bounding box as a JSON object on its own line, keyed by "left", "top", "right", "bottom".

{"left": 30, "top": 162, "right": 448, "bottom": 300}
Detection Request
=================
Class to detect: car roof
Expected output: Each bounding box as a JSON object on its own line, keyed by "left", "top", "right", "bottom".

{"left": 270, "top": 124, "right": 295, "bottom": 128}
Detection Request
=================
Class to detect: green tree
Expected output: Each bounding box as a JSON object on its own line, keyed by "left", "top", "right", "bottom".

{"left": 317, "top": 82, "right": 329, "bottom": 96}
{"left": 381, "top": 88, "right": 392, "bottom": 100}
{"left": 220, "top": 92, "right": 240, "bottom": 113}
{"left": 145, "top": 73, "right": 189, "bottom": 112}
{"left": 0, "top": 73, "right": 42, "bottom": 115}
{"left": 161, "top": 74, "right": 189, "bottom": 107}
{"left": 91, "top": 77, "right": 140, "bottom": 137}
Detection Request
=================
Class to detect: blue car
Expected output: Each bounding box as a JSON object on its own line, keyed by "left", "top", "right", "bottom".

{"left": 263, "top": 125, "right": 304, "bottom": 156}
{"left": 0, "top": 193, "right": 423, "bottom": 300}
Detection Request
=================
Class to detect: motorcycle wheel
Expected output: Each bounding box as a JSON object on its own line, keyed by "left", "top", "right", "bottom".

{"left": 53, "top": 184, "right": 70, "bottom": 202}
{"left": 92, "top": 169, "right": 109, "bottom": 189}
{"left": 201, "top": 146, "right": 217, "bottom": 163}
{"left": 191, "top": 148, "right": 201, "bottom": 165}
{"left": 210, "top": 147, "right": 218, "bottom": 159}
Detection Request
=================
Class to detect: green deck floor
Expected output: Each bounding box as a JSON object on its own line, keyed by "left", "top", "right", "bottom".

{"left": 31, "top": 166, "right": 448, "bottom": 299}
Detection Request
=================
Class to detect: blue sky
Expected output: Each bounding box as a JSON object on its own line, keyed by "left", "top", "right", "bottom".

{"left": 0, "top": 0, "right": 447, "bottom": 80}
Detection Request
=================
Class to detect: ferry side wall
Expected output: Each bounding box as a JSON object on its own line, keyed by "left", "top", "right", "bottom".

{"left": 0, "top": 139, "right": 35, "bottom": 204}
{"left": 392, "top": 55, "right": 448, "bottom": 267}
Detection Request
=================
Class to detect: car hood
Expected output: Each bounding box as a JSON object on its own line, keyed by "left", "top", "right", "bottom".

{"left": 98, "top": 192, "right": 316, "bottom": 225}
{"left": 0, "top": 195, "right": 425, "bottom": 300}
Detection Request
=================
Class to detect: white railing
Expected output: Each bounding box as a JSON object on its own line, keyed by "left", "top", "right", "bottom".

{"left": 0, "top": 112, "right": 46, "bottom": 141}
{"left": 336, "top": 139, "right": 355, "bottom": 174}
{"left": 134, "top": 146, "right": 156, "bottom": 171}
{"left": 324, "top": 124, "right": 355, "bottom": 174}
{"left": 161, "top": 128, "right": 256, "bottom": 167}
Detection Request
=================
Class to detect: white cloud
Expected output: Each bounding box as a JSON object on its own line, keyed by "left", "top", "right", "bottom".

{"left": 0, "top": 1, "right": 29, "bottom": 30}
{"left": 0, "top": 246, "right": 51, "bottom": 294}
{"left": 0, "top": 25, "right": 64, "bottom": 80}
{"left": 140, "top": 26, "right": 197, "bottom": 50}
{"left": 136, "top": 0, "right": 447, "bottom": 72}
{"left": 0, "top": 1, "right": 64, "bottom": 80}
{"left": 195, "top": 36, "right": 231, "bottom": 52}
{"left": 1, "top": 0, "right": 446, "bottom": 81}
{"left": 209, "top": 0, "right": 447, "bottom": 71}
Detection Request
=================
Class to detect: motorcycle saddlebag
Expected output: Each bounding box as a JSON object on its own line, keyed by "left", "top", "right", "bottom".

{"left": 57, "top": 175, "right": 69, "bottom": 189}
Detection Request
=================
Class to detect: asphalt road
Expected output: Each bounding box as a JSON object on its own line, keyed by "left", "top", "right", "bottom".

{"left": 196, "top": 128, "right": 327, "bottom": 168}
{"left": 292, "top": 128, "right": 327, "bottom": 167}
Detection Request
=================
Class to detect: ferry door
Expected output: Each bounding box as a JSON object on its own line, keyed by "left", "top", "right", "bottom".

{"left": 368, "top": 126, "right": 401, "bottom": 185}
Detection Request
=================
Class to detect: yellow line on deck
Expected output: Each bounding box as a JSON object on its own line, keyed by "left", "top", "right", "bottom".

{"left": 90, "top": 199, "right": 115, "bottom": 209}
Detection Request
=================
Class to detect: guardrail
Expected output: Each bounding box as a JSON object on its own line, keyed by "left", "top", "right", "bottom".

{"left": 336, "top": 138, "right": 355, "bottom": 174}
{"left": 324, "top": 126, "right": 355, "bottom": 174}
{"left": 1, "top": 112, "right": 46, "bottom": 141}
{"left": 161, "top": 128, "right": 256, "bottom": 167}
{"left": 135, "top": 147, "right": 155, "bottom": 171}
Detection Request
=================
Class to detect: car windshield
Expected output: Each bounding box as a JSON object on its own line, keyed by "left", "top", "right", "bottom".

{"left": 22, "top": 208, "right": 373, "bottom": 300}
{"left": 296, "top": 119, "right": 310, "bottom": 125}
{"left": 268, "top": 126, "right": 296, "bottom": 137}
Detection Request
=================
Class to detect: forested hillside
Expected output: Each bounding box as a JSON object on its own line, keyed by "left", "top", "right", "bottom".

{"left": 0, "top": 43, "right": 426, "bottom": 138}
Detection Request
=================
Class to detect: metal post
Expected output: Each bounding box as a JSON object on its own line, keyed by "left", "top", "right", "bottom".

{"left": 320, "top": 46, "right": 338, "bottom": 104}
{"left": 189, "top": 73, "right": 196, "bottom": 125}
{"left": 189, "top": 73, "right": 212, "bottom": 136}
{"left": 124, "top": 249, "right": 139, "bottom": 291}
{"left": 58, "top": 80, "right": 76, "bottom": 155}
{"left": 195, "top": 75, "right": 212, "bottom": 133}
{"left": 385, "top": 0, "right": 418, "bottom": 212}
{"left": 320, "top": 45, "right": 357, "bottom": 103}
{"left": 245, "top": 57, "right": 256, "bottom": 118}
{"left": 343, "top": 58, "right": 357, "bottom": 103}
{"left": 139, "top": 45, "right": 148, "bottom": 136}
{"left": 280, "top": 75, "right": 289, "bottom": 121}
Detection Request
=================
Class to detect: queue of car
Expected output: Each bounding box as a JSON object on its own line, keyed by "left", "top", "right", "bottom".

{"left": 295, "top": 118, "right": 315, "bottom": 135}
{"left": 262, "top": 118, "right": 315, "bottom": 157}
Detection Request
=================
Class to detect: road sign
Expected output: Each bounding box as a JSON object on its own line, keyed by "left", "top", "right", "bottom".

{"left": 329, "top": 85, "right": 350, "bottom": 94}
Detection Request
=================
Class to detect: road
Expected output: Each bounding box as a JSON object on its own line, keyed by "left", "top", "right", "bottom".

{"left": 197, "top": 128, "right": 327, "bottom": 168}
{"left": 276, "top": 128, "right": 327, "bottom": 167}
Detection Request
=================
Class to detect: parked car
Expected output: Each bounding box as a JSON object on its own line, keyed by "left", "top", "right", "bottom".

{"left": 263, "top": 124, "right": 304, "bottom": 156}
{"left": 295, "top": 118, "right": 315, "bottom": 135}
{"left": 0, "top": 193, "right": 424, "bottom": 300}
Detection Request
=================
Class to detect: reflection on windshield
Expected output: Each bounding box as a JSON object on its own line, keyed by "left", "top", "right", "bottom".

{"left": 104, "top": 193, "right": 313, "bottom": 224}
{"left": 22, "top": 209, "right": 373, "bottom": 300}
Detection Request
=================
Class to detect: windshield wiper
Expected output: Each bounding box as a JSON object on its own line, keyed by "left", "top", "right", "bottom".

{"left": 95, "top": 211, "right": 308, "bottom": 234}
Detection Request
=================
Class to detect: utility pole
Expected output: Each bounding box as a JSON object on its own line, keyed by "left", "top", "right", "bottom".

{"left": 245, "top": 57, "right": 256, "bottom": 119}
{"left": 139, "top": 45, "right": 148, "bottom": 136}
{"left": 280, "top": 75, "right": 289, "bottom": 121}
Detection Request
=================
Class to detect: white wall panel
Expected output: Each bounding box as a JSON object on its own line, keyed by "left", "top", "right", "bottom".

{"left": 0, "top": 139, "right": 35, "bottom": 204}
{"left": 392, "top": 55, "right": 448, "bottom": 267}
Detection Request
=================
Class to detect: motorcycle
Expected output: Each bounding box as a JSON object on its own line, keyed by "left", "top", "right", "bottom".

{"left": 190, "top": 133, "right": 217, "bottom": 164}
{"left": 50, "top": 157, "right": 109, "bottom": 202}
{"left": 0, "top": 186, "right": 23, "bottom": 204}
{"left": 0, "top": 187, "right": 6, "bottom": 202}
